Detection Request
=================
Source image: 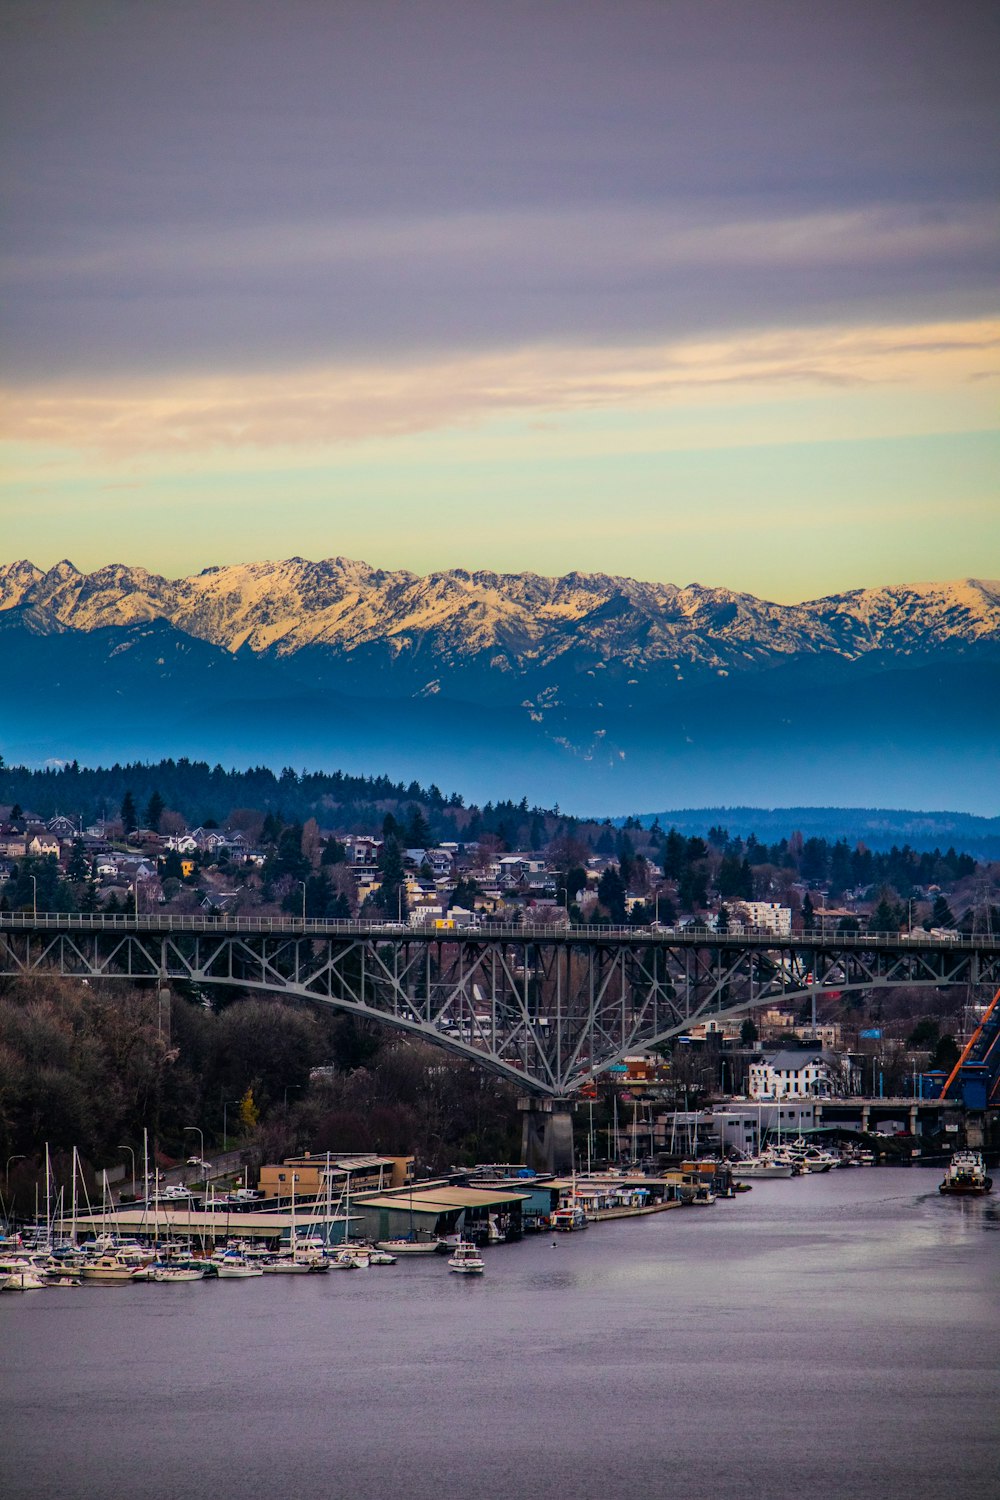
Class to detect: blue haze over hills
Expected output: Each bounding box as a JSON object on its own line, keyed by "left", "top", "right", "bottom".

{"left": 0, "top": 559, "right": 998, "bottom": 821}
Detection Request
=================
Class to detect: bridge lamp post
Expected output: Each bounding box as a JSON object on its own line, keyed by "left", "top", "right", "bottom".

{"left": 5, "top": 1154, "right": 25, "bottom": 1187}
{"left": 117, "top": 1144, "right": 136, "bottom": 1198}
{"left": 29, "top": 874, "right": 37, "bottom": 919}
{"left": 297, "top": 879, "right": 307, "bottom": 922}
{"left": 222, "top": 1098, "right": 240, "bottom": 1151}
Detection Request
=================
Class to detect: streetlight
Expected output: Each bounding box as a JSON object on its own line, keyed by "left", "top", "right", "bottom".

{"left": 296, "top": 878, "right": 307, "bottom": 922}
{"left": 183, "top": 1125, "right": 206, "bottom": 1186}
{"left": 222, "top": 1098, "right": 240, "bottom": 1151}
{"left": 117, "top": 1144, "right": 137, "bottom": 1198}
{"left": 29, "top": 874, "right": 37, "bottom": 919}
{"left": 5, "top": 1154, "right": 25, "bottom": 1187}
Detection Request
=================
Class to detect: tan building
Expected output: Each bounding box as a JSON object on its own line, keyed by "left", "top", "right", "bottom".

{"left": 257, "top": 1152, "right": 413, "bottom": 1200}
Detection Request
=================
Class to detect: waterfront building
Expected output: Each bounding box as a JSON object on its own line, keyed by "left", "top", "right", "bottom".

{"left": 748, "top": 1047, "right": 850, "bottom": 1101}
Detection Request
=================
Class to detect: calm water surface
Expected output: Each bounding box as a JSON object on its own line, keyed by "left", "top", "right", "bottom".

{"left": 2, "top": 1167, "right": 998, "bottom": 1500}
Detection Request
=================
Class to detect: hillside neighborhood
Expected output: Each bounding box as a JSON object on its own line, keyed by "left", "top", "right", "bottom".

{"left": 0, "top": 794, "right": 985, "bottom": 943}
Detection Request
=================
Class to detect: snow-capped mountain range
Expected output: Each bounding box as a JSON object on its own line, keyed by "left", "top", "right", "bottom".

{"left": 2, "top": 557, "right": 998, "bottom": 673}
{"left": 2, "top": 558, "right": 998, "bottom": 812}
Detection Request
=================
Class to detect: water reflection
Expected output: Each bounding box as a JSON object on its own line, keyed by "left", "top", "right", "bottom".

{"left": 1, "top": 1167, "right": 997, "bottom": 1500}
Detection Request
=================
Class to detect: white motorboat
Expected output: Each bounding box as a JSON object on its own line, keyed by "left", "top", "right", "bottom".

{"left": 80, "top": 1253, "right": 144, "bottom": 1283}
{"left": 366, "top": 1248, "right": 396, "bottom": 1266}
{"left": 0, "top": 1258, "right": 48, "bottom": 1291}
{"left": 213, "top": 1253, "right": 264, "bottom": 1279}
{"left": 730, "top": 1155, "right": 795, "bottom": 1180}
{"left": 260, "top": 1256, "right": 313, "bottom": 1274}
{"left": 447, "top": 1241, "right": 485, "bottom": 1274}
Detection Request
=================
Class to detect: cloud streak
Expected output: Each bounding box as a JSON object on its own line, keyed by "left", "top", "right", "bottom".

{"left": 2, "top": 319, "right": 996, "bottom": 455}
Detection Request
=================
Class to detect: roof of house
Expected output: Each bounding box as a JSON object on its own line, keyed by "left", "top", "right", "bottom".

{"left": 757, "top": 1048, "right": 839, "bottom": 1071}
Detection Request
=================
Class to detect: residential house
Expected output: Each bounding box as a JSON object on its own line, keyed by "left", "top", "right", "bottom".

{"left": 748, "top": 1047, "right": 849, "bottom": 1100}
{"left": 26, "top": 829, "right": 61, "bottom": 858}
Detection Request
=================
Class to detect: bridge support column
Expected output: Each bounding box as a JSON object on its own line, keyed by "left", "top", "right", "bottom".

{"left": 157, "top": 979, "right": 171, "bottom": 1046}
{"left": 519, "top": 1097, "right": 575, "bottom": 1174}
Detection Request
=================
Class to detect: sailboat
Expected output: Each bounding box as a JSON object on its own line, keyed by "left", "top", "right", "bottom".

{"left": 262, "top": 1176, "right": 312, "bottom": 1273}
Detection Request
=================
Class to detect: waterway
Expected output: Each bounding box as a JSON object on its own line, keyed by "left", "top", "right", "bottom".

{"left": 2, "top": 1167, "right": 998, "bottom": 1500}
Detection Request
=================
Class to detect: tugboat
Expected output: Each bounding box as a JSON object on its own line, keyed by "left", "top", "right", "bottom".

{"left": 939, "top": 1151, "right": 993, "bottom": 1196}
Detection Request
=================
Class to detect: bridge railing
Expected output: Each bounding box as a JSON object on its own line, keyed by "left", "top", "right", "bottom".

{"left": 0, "top": 910, "right": 996, "bottom": 953}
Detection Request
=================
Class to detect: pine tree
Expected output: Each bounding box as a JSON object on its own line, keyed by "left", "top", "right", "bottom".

{"left": 120, "top": 791, "right": 137, "bottom": 833}
{"left": 869, "top": 895, "right": 899, "bottom": 934}
{"left": 403, "top": 805, "right": 432, "bottom": 849}
{"left": 67, "top": 837, "right": 89, "bottom": 884}
{"left": 144, "top": 790, "right": 165, "bottom": 832}
{"left": 378, "top": 835, "right": 408, "bottom": 920}
{"left": 930, "top": 894, "right": 955, "bottom": 929}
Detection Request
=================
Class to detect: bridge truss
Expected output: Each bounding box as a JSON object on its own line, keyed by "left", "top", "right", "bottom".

{"left": 4, "top": 914, "right": 999, "bottom": 1100}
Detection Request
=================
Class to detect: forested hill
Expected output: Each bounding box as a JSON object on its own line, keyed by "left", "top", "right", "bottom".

{"left": 0, "top": 755, "right": 556, "bottom": 847}
{"left": 0, "top": 754, "right": 998, "bottom": 859}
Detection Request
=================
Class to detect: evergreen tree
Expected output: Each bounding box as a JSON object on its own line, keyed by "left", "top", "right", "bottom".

{"left": 801, "top": 893, "right": 815, "bottom": 931}
{"left": 450, "top": 877, "right": 480, "bottom": 910}
{"left": 378, "top": 836, "right": 408, "bottom": 921}
{"left": 67, "top": 837, "right": 89, "bottom": 884}
{"left": 930, "top": 894, "right": 955, "bottom": 929}
{"left": 260, "top": 811, "right": 283, "bottom": 846}
{"left": 717, "top": 854, "right": 745, "bottom": 899}
{"left": 677, "top": 865, "right": 707, "bottom": 911}
{"left": 143, "top": 790, "right": 164, "bottom": 831}
{"left": 662, "top": 829, "right": 687, "bottom": 881}
{"left": 869, "top": 895, "right": 899, "bottom": 934}
{"left": 320, "top": 836, "right": 347, "bottom": 866}
{"left": 120, "top": 791, "right": 137, "bottom": 833}
{"left": 269, "top": 824, "right": 309, "bottom": 883}
{"left": 403, "top": 805, "right": 432, "bottom": 849}
{"left": 597, "top": 865, "right": 627, "bottom": 923}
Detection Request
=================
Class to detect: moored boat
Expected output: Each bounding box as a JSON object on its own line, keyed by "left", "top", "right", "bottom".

{"left": 80, "top": 1253, "right": 144, "bottom": 1283}
{"left": 213, "top": 1251, "right": 264, "bottom": 1278}
{"left": 374, "top": 1237, "right": 442, "bottom": 1255}
{"left": 150, "top": 1264, "right": 206, "bottom": 1282}
{"left": 0, "top": 1258, "right": 48, "bottom": 1290}
{"left": 730, "top": 1154, "right": 795, "bottom": 1180}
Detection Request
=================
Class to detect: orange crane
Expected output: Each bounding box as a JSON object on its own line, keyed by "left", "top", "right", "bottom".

{"left": 938, "top": 984, "right": 1000, "bottom": 1100}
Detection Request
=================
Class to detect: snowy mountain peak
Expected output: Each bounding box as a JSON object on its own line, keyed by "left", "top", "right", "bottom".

{"left": 1, "top": 560, "right": 997, "bottom": 676}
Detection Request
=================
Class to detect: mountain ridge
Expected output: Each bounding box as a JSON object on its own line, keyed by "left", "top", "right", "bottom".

{"left": 2, "top": 559, "right": 998, "bottom": 675}
{"left": 2, "top": 559, "right": 997, "bottom": 814}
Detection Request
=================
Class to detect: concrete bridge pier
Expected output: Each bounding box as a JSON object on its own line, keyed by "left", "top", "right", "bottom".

{"left": 519, "top": 1097, "right": 575, "bottom": 1174}
{"left": 157, "top": 979, "right": 171, "bottom": 1046}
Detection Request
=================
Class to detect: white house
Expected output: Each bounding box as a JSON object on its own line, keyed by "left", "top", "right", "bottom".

{"left": 748, "top": 1047, "right": 848, "bottom": 1100}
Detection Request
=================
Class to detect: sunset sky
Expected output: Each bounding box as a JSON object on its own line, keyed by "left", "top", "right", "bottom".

{"left": 2, "top": 0, "right": 997, "bottom": 602}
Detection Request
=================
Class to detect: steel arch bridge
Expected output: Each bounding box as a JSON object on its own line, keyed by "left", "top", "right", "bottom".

{"left": 3, "top": 912, "right": 998, "bottom": 1100}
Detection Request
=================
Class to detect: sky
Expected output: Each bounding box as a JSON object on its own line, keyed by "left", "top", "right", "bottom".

{"left": 2, "top": 0, "right": 998, "bottom": 604}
